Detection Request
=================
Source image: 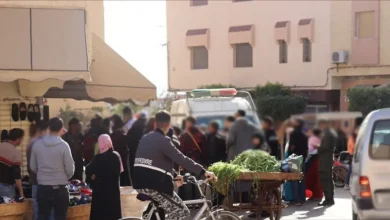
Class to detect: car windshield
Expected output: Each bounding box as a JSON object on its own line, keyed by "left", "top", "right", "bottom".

{"left": 195, "top": 115, "right": 256, "bottom": 130}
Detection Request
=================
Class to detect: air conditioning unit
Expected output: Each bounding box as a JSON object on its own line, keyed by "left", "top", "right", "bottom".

{"left": 332, "top": 50, "right": 348, "bottom": 64}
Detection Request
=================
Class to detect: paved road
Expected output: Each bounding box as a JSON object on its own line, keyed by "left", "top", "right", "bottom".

{"left": 239, "top": 188, "right": 352, "bottom": 220}
{"left": 190, "top": 188, "right": 352, "bottom": 220}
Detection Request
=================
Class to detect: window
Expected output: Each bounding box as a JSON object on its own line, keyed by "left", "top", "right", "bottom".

{"left": 302, "top": 38, "right": 311, "bottom": 62}
{"left": 234, "top": 43, "right": 253, "bottom": 68}
{"left": 369, "top": 120, "right": 390, "bottom": 159}
{"left": 278, "top": 40, "right": 287, "bottom": 63}
{"left": 196, "top": 115, "right": 255, "bottom": 130}
{"left": 191, "top": 0, "right": 208, "bottom": 6}
{"left": 355, "top": 11, "right": 375, "bottom": 39}
{"left": 31, "top": 8, "right": 88, "bottom": 71}
{"left": 305, "top": 105, "right": 329, "bottom": 113}
{"left": 191, "top": 46, "right": 208, "bottom": 69}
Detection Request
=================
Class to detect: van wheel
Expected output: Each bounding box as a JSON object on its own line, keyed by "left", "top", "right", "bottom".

{"left": 352, "top": 210, "right": 358, "bottom": 220}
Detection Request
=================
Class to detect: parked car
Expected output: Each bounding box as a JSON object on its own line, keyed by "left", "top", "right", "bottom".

{"left": 170, "top": 88, "right": 261, "bottom": 130}
{"left": 351, "top": 108, "right": 390, "bottom": 220}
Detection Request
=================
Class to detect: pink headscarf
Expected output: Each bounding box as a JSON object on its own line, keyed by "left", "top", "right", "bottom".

{"left": 98, "top": 134, "right": 113, "bottom": 154}
{"left": 98, "top": 134, "right": 124, "bottom": 173}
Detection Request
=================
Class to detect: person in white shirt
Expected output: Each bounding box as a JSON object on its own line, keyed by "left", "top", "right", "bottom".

{"left": 122, "top": 107, "right": 135, "bottom": 134}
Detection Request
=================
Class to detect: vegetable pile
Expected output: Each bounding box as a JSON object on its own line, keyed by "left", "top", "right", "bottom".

{"left": 208, "top": 150, "right": 281, "bottom": 195}
{"left": 232, "top": 150, "right": 280, "bottom": 172}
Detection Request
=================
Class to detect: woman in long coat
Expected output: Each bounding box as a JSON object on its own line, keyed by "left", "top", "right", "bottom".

{"left": 86, "top": 134, "right": 123, "bottom": 220}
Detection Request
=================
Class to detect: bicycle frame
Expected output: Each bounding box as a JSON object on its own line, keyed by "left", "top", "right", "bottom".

{"left": 143, "top": 178, "right": 217, "bottom": 220}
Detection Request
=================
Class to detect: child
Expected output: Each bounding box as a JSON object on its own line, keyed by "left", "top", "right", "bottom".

{"left": 252, "top": 133, "right": 270, "bottom": 153}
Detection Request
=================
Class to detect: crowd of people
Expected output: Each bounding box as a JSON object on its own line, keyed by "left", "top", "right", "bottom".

{"left": 283, "top": 117, "right": 363, "bottom": 207}
{"left": 0, "top": 104, "right": 364, "bottom": 220}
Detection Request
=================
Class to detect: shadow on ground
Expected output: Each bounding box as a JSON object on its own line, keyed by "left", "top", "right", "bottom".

{"left": 276, "top": 187, "right": 352, "bottom": 220}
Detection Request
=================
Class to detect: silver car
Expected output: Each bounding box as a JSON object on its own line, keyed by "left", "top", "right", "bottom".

{"left": 351, "top": 108, "right": 390, "bottom": 220}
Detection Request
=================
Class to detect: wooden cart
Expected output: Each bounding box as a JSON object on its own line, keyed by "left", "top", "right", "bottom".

{"left": 222, "top": 172, "right": 303, "bottom": 220}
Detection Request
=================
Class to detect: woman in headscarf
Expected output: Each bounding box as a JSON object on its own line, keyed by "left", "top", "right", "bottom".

{"left": 110, "top": 114, "right": 131, "bottom": 186}
{"left": 86, "top": 135, "right": 123, "bottom": 220}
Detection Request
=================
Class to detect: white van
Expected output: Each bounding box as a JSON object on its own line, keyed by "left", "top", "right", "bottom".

{"left": 351, "top": 108, "right": 390, "bottom": 220}
{"left": 170, "top": 88, "right": 261, "bottom": 130}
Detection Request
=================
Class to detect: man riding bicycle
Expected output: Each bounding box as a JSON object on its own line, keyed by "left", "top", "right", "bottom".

{"left": 132, "top": 110, "right": 216, "bottom": 220}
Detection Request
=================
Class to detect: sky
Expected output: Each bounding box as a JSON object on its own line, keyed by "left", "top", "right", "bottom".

{"left": 104, "top": 1, "right": 167, "bottom": 95}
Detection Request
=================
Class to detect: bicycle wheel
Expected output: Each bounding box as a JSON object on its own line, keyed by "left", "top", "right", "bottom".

{"left": 333, "top": 166, "right": 348, "bottom": 187}
{"left": 207, "top": 210, "right": 241, "bottom": 220}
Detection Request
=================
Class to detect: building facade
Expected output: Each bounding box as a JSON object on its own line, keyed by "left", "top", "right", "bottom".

{"left": 0, "top": 1, "right": 155, "bottom": 175}
{"left": 0, "top": 0, "right": 105, "bottom": 176}
{"left": 331, "top": 0, "right": 390, "bottom": 110}
{"left": 167, "top": 0, "right": 341, "bottom": 110}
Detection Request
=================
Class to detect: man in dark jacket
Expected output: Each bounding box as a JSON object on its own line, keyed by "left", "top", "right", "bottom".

{"left": 227, "top": 110, "right": 260, "bottom": 161}
{"left": 63, "top": 118, "right": 84, "bottom": 181}
{"left": 288, "top": 118, "right": 308, "bottom": 159}
{"left": 127, "top": 115, "right": 147, "bottom": 182}
{"left": 205, "top": 121, "right": 227, "bottom": 166}
{"left": 132, "top": 111, "right": 215, "bottom": 220}
{"left": 318, "top": 120, "right": 337, "bottom": 206}
{"left": 262, "top": 116, "right": 280, "bottom": 159}
{"left": 333, "top": 121, "right": 347, "bottom": 155}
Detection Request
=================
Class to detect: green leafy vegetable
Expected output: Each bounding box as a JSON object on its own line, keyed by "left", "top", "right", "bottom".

{"left": 232, "top": 150, "right": 280, "bottom": 172}
{"left": 208, "top": 150, "right": 281, "bottom": 195}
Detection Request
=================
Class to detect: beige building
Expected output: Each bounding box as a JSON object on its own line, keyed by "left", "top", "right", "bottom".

{"left": 167, "top": 0, "right": 338, "bottom": 108}
{"left": 0, "top": 1, "right": 156, "bottom": 175}
{"left": 331, "top": 0, "right": 390, "bottom": 110}
{"left": 167, "top": 0, "right": 390, "bottom": 112}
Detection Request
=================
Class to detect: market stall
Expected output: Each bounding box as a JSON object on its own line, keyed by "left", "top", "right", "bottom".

{"left": 209, "top": 150, "right": 304, "bottom": 220}
{"left": 223, "top": 172, "right": 302, "bottom": 220}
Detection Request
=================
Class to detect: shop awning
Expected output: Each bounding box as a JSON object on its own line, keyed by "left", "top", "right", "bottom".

{"left": 44, "top": 34, "right": 156, "bottom": 104}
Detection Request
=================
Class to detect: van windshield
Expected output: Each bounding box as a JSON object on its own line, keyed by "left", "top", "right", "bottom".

{"left": 195, "top": 115, "right": 256, "bottom": 130}
{"left": 370, "top": 119, "right": 390, "bottom": 159}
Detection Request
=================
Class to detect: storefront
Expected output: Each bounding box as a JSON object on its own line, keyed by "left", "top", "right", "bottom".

{"left": 0, "top": 33, "right": 156, "bottom": 180}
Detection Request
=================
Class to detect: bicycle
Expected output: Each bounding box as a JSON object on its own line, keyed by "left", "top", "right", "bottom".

{"left": 332, "top": 151, "right": 350, "bottom": 187}
{"left": 120, "top": 175, "right": 241, "bottom": 220}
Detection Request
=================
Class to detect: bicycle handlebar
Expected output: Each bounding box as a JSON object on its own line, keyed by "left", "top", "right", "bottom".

{"left": 173, "top": 174, "right": 211, "bottom": 185}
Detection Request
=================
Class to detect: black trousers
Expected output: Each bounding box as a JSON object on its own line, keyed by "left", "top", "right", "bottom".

{"left": 319, "top": 170, "right": 334, "bottom": 201}
{"left": 71, "top": 160, "right": 84, "bottom": 181}
{"left": 37, "top": 185, "right": 69, "bottom": 220}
